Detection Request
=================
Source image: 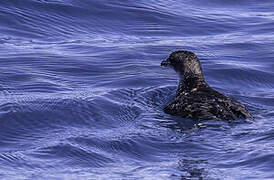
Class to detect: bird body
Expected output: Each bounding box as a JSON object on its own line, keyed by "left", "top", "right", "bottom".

{"left": 161, "top": 50, "right": 252, "bottom": 120}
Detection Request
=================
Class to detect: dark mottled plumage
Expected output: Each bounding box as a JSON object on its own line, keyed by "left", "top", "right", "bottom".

{"left": 161, "top": 50, "right": 253, "bottom": 120}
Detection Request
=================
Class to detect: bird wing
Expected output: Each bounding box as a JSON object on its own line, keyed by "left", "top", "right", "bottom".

{"left": 226, "top": 98, "right": 253, "bottom": 119}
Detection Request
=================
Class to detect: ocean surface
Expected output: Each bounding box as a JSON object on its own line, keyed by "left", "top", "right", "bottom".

{"left": 0, "top": 0, "right": 274, "bottom": 179}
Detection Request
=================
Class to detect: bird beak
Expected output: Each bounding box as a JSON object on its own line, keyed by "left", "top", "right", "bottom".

{"left": 161, "top": 58, "right": 171, "bottom": 66}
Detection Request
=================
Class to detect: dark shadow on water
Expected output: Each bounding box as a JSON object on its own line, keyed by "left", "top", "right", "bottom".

{"left": 156, "top": 114, "right": 199, "bottom": 132}
{"left": 177, "top": 159, "right": 208, "bottom": 180}
{"left": 155, "top": 112, "right": 252, "bottom": 133}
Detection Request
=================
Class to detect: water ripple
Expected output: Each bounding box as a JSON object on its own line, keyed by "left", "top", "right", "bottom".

{"left": 0, "top": 0, "right": 273, "bottom": 179}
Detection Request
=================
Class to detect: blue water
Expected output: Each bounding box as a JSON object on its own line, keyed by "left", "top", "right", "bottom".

{"left": 0, "top": 0, "right": 273, "bottom": 179}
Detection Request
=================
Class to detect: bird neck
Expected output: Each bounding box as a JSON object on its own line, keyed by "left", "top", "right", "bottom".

{"left": 178, "top": 73, "right": 206, "bottom": 92}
